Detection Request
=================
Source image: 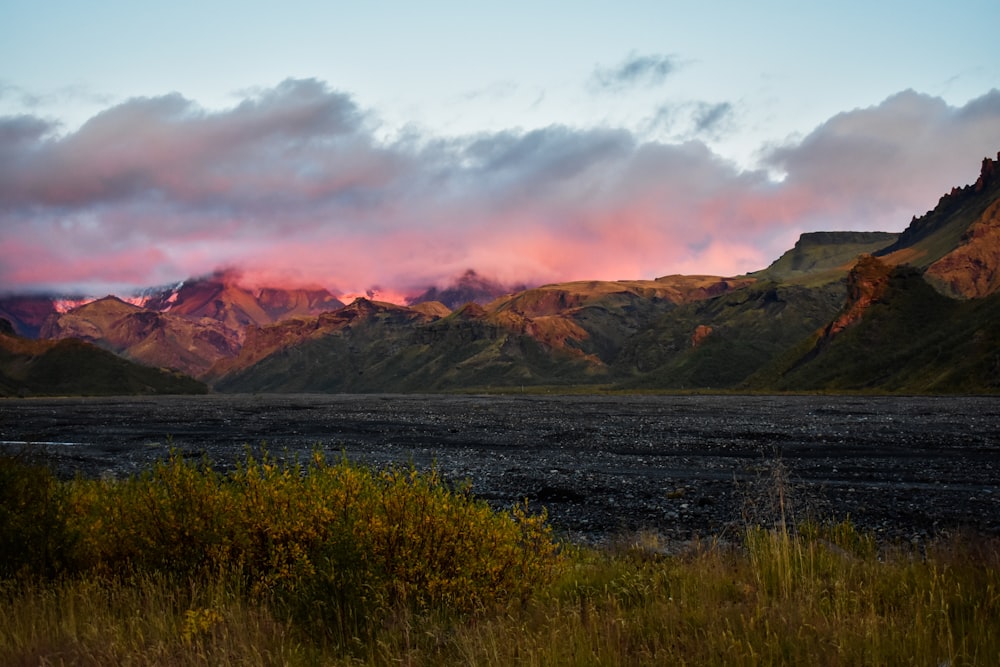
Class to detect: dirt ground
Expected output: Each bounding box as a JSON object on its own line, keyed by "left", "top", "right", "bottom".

{"left": 2, "top": 393, "right": 998, "bottom": 545}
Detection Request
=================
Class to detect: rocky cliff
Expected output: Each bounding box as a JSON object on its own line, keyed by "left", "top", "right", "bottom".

{"left": 925, "top": 195, "right": 1000, "bottom": 298}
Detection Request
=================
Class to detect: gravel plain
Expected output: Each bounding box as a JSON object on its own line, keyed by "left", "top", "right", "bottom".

{"left": 2, "top": 393, "right": 999, "bottom": 545}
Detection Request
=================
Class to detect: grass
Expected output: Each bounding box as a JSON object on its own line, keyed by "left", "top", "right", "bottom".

{"left": 1, "top": 451, "right": 999, "bottom": 665}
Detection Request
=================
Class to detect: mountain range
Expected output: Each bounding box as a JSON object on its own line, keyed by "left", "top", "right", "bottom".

{"left": 2, "top": 151, "right": 999, "bottom": 396}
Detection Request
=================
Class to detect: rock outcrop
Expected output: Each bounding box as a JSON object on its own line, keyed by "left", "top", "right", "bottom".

{"left": 690, "top": 324, "right": 713, "bottom": 348}
{"left": 822, "top": 255, "right": 894, "bottom": 338}
{"left": 925, "top": 198, "right": 1000, "bottom": 298}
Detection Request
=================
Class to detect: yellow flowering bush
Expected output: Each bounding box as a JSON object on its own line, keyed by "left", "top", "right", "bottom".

{"left": 32, "top": 449, "right": 561, "bottom": 630}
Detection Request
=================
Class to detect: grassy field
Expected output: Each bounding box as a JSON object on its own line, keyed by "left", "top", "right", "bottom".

{"left": 1, "top": 450, "right": 998, "bottom": 665}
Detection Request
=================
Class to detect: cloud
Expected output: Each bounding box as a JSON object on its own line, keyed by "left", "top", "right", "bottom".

{"left": 0, "top": 78, "right": 388, "bottom": 212}
{"left": 1, "top": 81, "right": 999, "bottom": 299}
{"left": 763, "top": 89, "right": 1000, "bottom": 224}
{"left": 0, "top": 80, "right": 114, "bottom": 117}
{"left": 692, "top": 102, "right": 734, "bottom": 136}
{"left": 591, "top": 52, "right": 681, "bottom": 90}
{"left": 647, "top": 100, "right": 736, "bottom": 140}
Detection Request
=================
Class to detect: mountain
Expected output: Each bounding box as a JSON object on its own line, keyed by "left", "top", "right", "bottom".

{"left": 215, "top": 296, "right": 605, "bottom": 393}
{"left": 0, "top": 319, "right": 207, "bottom": 396}
{"left": 5, "top": 150, "right": 999, "bottom": 395}
{"left": 487, "top": 276, "right": 754, "bottom": 363}
{"left": 754, "top": 231, "right": 899, "bottom": 282}
{"left": 0, "top": 294, "right": 97, "bottom": 338}
{"left": 748, "top": 258, "right": 1000, "bottom": 392}
{"left": 207, "top": 297, "right": 438, "bottom": 385}
{"left": 604, "top": 152, "right": 1000, "bottom": 393}
{"left": 140, "top": 271, "right": 345, "bottom": 336}
{"left": 747, "top": 152, "right": 1000, "bottom": 392}
{"left": 407, "top": 269, "right": 525, "bottom": 310}
{"left": 612, "top": 279, "right": 847, "bottom": 389}
{"left": 35, "top": 274, "right": 346, "bottom": 379}
{"left": 40, "top": 296, "right": 241, "bottom": 378}
{"left": 212, "top": 276, "right": 755, "bottom": 392}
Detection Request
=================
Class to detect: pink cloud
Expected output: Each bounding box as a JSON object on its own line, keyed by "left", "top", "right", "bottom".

{"left": 2, "top": 82, "right": 999, "bottom": 300}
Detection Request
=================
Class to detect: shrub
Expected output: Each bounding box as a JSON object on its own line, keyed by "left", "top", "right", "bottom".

{"left": 0, "top": 453, "right": 75, "bottom": 578}
{"left": 53, "top": 449, "right": 562, "bottom": 636}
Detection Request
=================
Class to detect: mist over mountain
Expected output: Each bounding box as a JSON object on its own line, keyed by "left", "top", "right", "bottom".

{"left": 4, "top": 150, "right": 999, "bottom": 396}
{"left": 406, "top": 270, "right": 528, "bottom": 310}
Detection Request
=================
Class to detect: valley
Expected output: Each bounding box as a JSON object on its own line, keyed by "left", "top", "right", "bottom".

{"left": 3, "top": 393, "right": 997, "bottom": 545}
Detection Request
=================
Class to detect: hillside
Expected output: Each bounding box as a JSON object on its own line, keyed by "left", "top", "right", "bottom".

{"left": 608, "top": 152, "right": 1000, "bottom": 393}
{"left": 750, "top": 259, "right": 1000, "bottom": 392}
{"left": 613, "top": 280, "right": 847, "bottom": 389}
{"left": 754, "top": 231, "right": 899, "bottom": 282}
{"left": 0, "top": 320, "right": 207, "bottom": 397}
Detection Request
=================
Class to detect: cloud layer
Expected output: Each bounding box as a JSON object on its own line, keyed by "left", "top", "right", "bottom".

{"left": 2, "top": 79, "right": 999, "bottom": 299}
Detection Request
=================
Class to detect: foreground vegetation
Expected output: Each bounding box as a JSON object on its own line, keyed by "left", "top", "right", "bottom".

{"left": 1, "top": 451, "right": 998, "bottom": 665}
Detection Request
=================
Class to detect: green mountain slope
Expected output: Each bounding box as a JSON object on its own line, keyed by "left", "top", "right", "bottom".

{"left": 0, "top": 321, "right": 207, "bottom": 396}
{"left": 755, "top": 231, "right": 899, "bottom": 282}
{"left": 751, "top": 265, "right": 1000, "bottom": 392}
{"left": 214, "top": 301, "right": 602, "bottom": 392}
{"left": 612, "top": 280, "right": 846, "bottom": 389}
{"left": 876, "top": 154, "right": 1000, "bottom": 271}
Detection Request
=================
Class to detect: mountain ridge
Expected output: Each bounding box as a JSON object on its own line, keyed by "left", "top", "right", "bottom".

{"left": 5, "top": 150, "right": 999, "bottom": 395}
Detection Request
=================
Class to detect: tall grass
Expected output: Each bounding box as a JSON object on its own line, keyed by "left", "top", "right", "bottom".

{"left": 2, "top": 451, "right": 999, "bottom": 665}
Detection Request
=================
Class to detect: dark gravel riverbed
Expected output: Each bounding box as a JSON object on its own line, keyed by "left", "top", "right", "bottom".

{"left": 3, "top": 393, "right": 999, "bottom": 545}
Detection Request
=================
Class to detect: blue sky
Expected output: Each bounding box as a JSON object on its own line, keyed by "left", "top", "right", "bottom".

{"left": 2, "top": 1, "right": 999, "bottom": 297}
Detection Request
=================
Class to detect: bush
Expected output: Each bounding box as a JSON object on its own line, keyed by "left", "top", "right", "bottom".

{"left": 44, "top": 450, "right": 561, "bottom": 635}
{"left": 0, "top": 453, "right": 75, "bottom": 578}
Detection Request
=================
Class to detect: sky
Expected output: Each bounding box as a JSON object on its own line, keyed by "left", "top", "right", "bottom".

{"left": 2, "top": 1, "right": 999, "bottom": 301}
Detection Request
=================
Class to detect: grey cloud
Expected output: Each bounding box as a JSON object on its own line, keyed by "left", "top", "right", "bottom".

{"left": 0, "top": 81, "right": 113, "bottom": 111}
{"left": 591, "top": 53, "right": 680, "bottom": 90}
{"left": 644, "top": 100, "right": 736, "bottom": 140}
{"left": 0, "top": 114, "right": 55, "bottom": 145}
{"left": 0, "top": 78, "right": 395, "bottom": 214}
{"left": 462, "top": 126, "right": 633, "bottom": 182}
{"left": 763, "top": 89, "right": 1000, "bottom": 223}
{"left": 692, "top": 102, "right": 734, "bottom": 136}
{"left": 956, "top": 88, "right": 1000, "bottom": 121}
{"left": 3, "top": 80, "right": 999, "bottom": 296}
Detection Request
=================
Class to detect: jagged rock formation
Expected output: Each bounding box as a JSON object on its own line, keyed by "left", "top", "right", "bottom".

{"left": 822, "top": 255, "right": 894, "bottom": 338}
{"left": 877, "top": 152, "right": 1000, "bottom": 271}
{"left": 925, "top": 197, "right": 1000, "bottom": 298}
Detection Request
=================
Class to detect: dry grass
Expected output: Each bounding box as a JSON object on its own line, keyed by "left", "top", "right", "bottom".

{"left": 2, "top": 452, "right": 999, "bottom": 665}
